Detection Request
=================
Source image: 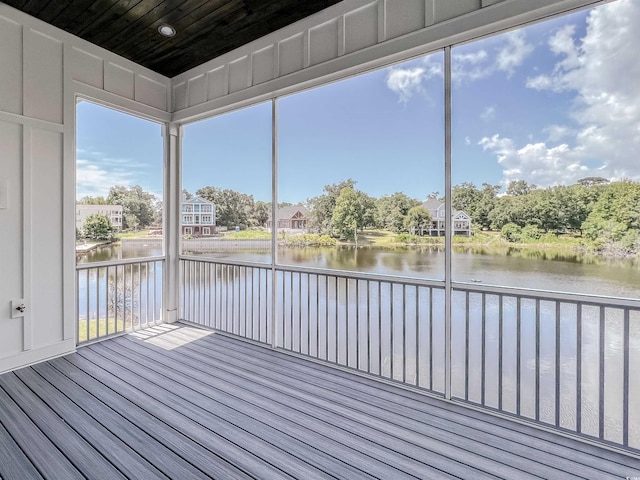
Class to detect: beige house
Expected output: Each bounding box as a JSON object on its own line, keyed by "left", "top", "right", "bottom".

{"left": 267, "top": 205, "right": 310, "bottom": 231}
{"left": 76, "top": 204, "right": 123, "bottom": 231}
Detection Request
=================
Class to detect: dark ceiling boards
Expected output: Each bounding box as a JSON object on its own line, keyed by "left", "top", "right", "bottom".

{"left": 3, "top": 0, "right": 342, "bottom": 77}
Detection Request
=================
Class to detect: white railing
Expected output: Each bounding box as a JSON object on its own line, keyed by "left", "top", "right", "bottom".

{"left": 179, "top": 256, "right": 640, "bottom": 453}
{"left": 180, "top": 258, "right": 272, "bottom": 344}
{"left": 77, "top": 257, "right": 164, "bottom": 344}
{"left": 451, "top": 283, "right": 640, "bottom": 451}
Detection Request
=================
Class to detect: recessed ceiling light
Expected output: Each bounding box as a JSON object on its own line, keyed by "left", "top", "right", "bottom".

{"left": 158, "top": 24, "right": 176, "bottom": 37}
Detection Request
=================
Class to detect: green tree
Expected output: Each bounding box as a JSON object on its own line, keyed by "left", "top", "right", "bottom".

{"left": 331, "top": 187, "right": 365, "bottom": 243}
{"left": 77, "top": 195, "right": 108, "bottom": 205}
{"left": 196, "top": 186, "right": 255, "bottom": 229}
{"left": 252, "top": 200, "right": 271, "bottom": 227}
{"left": 356, "top": 190, "right": 377, "bottom": 230}
{"left": 125, "top": 214, "right": 140, "bottom": 232}
{"left": 577, "top": 177, "right": 609, "bottom": 188}
{"left": 506, "top": 179, "right": 536, "bottom": 196}
{"left": 376, "top": 192, "right": 420, "bottom": 233}
{"left": 582, "top": 180, "right": 640, "bottom": 243}
{"left": 107, "top": 185, "right": 158, "bottom": 229}
{"left": 553, "top": 184, "right": 602, "bottom": 234}
{"left": 489, "top": 196, "right": 527, "bottom": 230}
{"left": 501, "top": 223, "right": 522, "bottom": 242}
{"left": 307, "top": 179, "right": 357, "bottom": 235}
{"left": 403, "top": 206, "right": 432, "bottom": 234}
{"left": 523, "top": 189, "right": 561, "bottom": 232}
{"left": 82, "top": 213, "right": 116, "bottom": 241}
{"left": 452, "top": 182, "right": 500, "bottom": 229}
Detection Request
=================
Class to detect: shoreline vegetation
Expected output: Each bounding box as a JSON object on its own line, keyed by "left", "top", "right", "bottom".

{"left": 78, "top": 227, "right": 639, "bottom": 265}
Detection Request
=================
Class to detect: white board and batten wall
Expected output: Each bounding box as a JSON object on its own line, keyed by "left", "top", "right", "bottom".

{"left": 0, "top": 3, "right": 170, "bottom": 374}
{"left": 0, "top": 0, "right": 603, "bottom": 373}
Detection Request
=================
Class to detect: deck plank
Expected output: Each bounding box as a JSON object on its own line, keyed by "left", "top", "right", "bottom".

{"left": 128, "top": 328, "right": 602, "bottom": 479}
{"left": 0, "top": 382, "right": 85, "bottom": 480}
{"left": 0, "top": 373, "right": 127, "bottom": 479}
{"left": 195, "top": 328, "right": 640, "bottom": 478}
{"left": 1, "top": 323, "right": 639, "bottom": 480}
{"left": 100, "top": 337, "right": 460, "bottom": 480}
{"left": 47, "top": 356, "right": 255, "bottom": 480}
{"left": 67, "top": 349, "right": 325, "bottom": 480}
{"left": 76, "top": 345, "right": 380, "bottom": 480}
{"left": 28, "top": 361, "right": 216, "bottom": 480}
{"left": 110, "top": 333, "right": 503, "bottom": 479}
{"left": 0, "top": 421, "right": 43, "bottom": 480}
{"left": 12, "top": 367, "right": 170, "bottom": 480}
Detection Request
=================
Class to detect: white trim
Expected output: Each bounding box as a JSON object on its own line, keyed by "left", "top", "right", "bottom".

{"left": 74, "top": 81, "right": 170, "bottom": 123}
{"left": 22, "top": 125, "right": 32, "bottom": 351}
{"left": 0, "top": 339, "right": 75, "bottom": 375}
{"left": 0, "top": 110, "right": 64, "bottom": 132}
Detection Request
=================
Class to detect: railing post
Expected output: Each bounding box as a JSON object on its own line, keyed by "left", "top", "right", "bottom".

{"left": 444, "top": 46, "right": 453, "bottom": 400}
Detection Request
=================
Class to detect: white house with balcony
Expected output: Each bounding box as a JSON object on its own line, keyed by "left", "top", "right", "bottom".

{"left": 76, "top": 204, "right": 123, "bottom": 231}
{"left": 182, "top": 195, "right": 216, "bottom": 236}
{"left": 421, "top": 197, "right": 471, "bottom": 237}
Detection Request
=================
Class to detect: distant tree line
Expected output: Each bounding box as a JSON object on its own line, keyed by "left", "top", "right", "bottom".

{"left": 452, "top": 177, "right": 640, "bottom": 253}
{"left": 129, "top": 175, "right": 639, "bottom": 254}
{"left": 189, "top": 179, "right": 435, "bottom": 242}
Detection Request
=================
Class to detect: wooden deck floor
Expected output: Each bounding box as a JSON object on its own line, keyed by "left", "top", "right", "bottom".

{"left": 1, "top": 324, "right": 639, "bottom": 480}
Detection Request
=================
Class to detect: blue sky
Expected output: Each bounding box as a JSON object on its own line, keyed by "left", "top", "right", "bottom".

{"left": 77, "top": 0, "right": 640, "bottom": 203}
{"left": 76, "top": 102, "right": 163, "bottom": 199}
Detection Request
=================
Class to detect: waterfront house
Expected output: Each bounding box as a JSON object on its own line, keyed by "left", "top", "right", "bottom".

{"left": 421, "top": 197, "right": 471, "bottom": 237}
{"left": 181, "top": 195, "right": 216, "bottom": 236}
{"left": 1, "top": 0, "right": 639, "bottom": 477}
{"left": 75, "top": 204, "right": 123, "bottom": 231}
{"left": 267, "top": 204, "right": 310, "bottom": 231}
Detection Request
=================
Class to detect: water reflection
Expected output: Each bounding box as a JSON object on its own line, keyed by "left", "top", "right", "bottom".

{"left": 79, "top": 243, "right": 640, "bottom": 299}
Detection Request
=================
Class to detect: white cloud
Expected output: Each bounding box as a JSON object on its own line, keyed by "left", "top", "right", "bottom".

{"left": 452, "top": 31, "right": 534, "bottom": 84}
{"left": 385, "top": 67, "right": 426, "bottom": 103}
{"left": 487, "top": 0, "right": 640, "bottom": 186}
{"left": 525, "top": 74, "right": 554, "bottom": 91}
{"left": 452, "top": 49, "right": 492, "bottom": 83}
{"left": 544, "top": 124, "right": 575, "bottom": 142}
{"left": 76, "top": 158, "right": 134, "bottom": 198}
{"left": 386, "top": 30, "right": 534, "bottom": 100}
{"left": 480, "top": 106, "right": 496, "bottom": 122}
{"left": 385, "top": 59, "right": 443, "bottom": 103}
{"left": 496, "top": 30, "right": 535, "bottom": 76}
{"left": 479, "top": 134, "right": 588, "bottom": 186}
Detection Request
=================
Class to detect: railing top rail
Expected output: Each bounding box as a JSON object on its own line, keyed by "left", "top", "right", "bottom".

{"left": 453, "top": 281, "right": 640, "bottom": 309}
{"left": 76, "top": 256, "right": 166, "bottom": 270}
{"left": 180, "top": 255, "right": 640, "bottom": 308}
{"left": 179, "top": 255, "right": 446, "bottom": 289}
{"left": 276, "top": 263, "right": 446, "bottom": 288}
{"left": 180, "top": 255, "right": 271, "bottom": 270}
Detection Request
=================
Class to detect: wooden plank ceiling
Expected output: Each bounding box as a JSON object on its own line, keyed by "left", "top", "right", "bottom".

{"left": 2, "top": 0, "right": 342, "bottom": 77}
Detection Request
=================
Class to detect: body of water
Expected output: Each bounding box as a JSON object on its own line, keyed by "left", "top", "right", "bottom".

{"left": 78, "top": 242, "right": 640, "bottom": 298}
{"left": 78, "top": 242, "right": 640, "bottom": 448}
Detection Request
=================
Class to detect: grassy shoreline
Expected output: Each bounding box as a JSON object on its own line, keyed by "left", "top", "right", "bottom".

{"left": 91, "top": 227, "right": 638, "bottom": 260}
